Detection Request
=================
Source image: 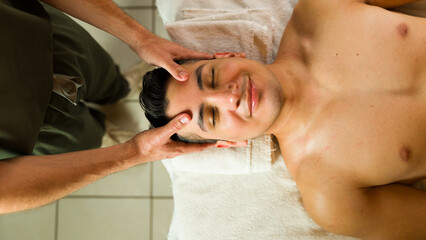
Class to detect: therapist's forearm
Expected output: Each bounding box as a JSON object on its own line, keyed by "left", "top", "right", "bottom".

{"left": 0, "top": 114, "right": 213, "bottom": 214}
{"left": 0, "top": 142, "right": 138, "bottom": 214}
{"left": 40, "top": 0, "right": 149, "bottom": 50}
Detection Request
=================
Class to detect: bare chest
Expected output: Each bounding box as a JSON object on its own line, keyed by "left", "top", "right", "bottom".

{"left": 308, "top": 5, "right": 426, "bottom": 94}
{"left": 280, "top": 90, "right": 426, "bottom": 188}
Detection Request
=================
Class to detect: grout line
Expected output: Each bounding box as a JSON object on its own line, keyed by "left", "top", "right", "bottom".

{"left": 54, "top": 201, "right": 59, "bottom": 240}
{"left": 150, "top": 197, "right": 154, "bottom": 240}
{"left": 150, "top": 163, "right": 154, "bottom": 198}
{"left": 152, "top": 6, "right": 156, "bottom": 34}
{"left": 152, "top": 196, "right": 174, "bottom": 199}
{"left": 149, "top": 163, "right": 154, "bottom": 240}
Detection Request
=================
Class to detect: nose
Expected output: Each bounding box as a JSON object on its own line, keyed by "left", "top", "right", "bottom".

{"left": 206, "top": 82, "right": 240, "bottom": 110}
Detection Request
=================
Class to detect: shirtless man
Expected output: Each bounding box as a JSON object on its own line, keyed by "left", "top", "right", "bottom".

{"left": 140, "top": 0, "right": 426, "bottom": 238}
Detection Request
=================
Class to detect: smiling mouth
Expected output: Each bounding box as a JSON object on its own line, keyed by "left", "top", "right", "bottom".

{"left": 247, "top": 77, "right": 258, "bottom": 116}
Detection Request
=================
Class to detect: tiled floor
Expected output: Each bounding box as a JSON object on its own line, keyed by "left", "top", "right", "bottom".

{"left": 0, "top": 1, "right": 174, "bottom": 240}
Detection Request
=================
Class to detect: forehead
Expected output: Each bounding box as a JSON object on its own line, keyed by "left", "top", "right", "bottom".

{"left": 164, "top": 60, "right": 209, "bottom": 137}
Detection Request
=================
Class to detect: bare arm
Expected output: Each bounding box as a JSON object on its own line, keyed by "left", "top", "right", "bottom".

{"left": 0, "top": 114, "right": 213, "bottom": 214}
{"left": 39, "top": 0, "right": 212, "bottom": 80}
{"left": 304, "top": 183, "right": 426, "bottom": 239}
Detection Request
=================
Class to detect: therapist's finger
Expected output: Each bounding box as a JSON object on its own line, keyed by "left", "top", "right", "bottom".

{"left": 163, "top": 59, "right": 190, "bottom": 81}
{"left": 165, "top": 51, "right": 213, "bottom": 81}
{"left": 156, "top": 113, "right": 192, "bottom": 141}
{"left": 166, "top": 141, "right": 215, "bottom": 158}
{"left": 214, "top": 52, "right": 246, "bottom": 58}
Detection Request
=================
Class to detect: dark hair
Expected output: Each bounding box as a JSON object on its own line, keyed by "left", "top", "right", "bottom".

{"left": 139, "top": 66, "right": 217, "bottom": 144}
{"left": 140, "top": 67, "right": 170, "bottom": 128}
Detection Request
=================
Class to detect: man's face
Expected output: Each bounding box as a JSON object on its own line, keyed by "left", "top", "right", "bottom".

{"left": 165, "top": 57, "right": 283, "bottom": 142}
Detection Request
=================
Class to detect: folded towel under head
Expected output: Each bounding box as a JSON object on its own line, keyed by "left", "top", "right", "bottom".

{"left": 163, "top": 135, "right": 274, "bottom": 175}
{"left": 167, "top": 9, "right": 275, "bottom": 64}
{"left": 165, "top": 3, "right": 295, "bottom": 63}
{"left": 157, "top": 0, "right": 298, "bottom": 24}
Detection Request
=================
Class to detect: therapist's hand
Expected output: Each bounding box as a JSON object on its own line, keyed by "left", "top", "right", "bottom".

{"left": 214, "top": 52, "right": 246, "bottom": 58}
{"left": 129, "top": 113, "right": 215, "bottom": 163}
{"left": 40, "top": 0, "right": 212, "bottom": 81}
{"left": 133, "top": 32, "right": 213, "bottom": 81}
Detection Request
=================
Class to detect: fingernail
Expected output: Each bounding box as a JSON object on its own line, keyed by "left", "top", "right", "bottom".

{"left": 180, "top": 116, "right": 189, "bottom": 124}
{"left": 216, "top": 145, "right": 229, "bottom": 148}
{"left": 178, "top": 71, "right": 188, "bottom": 80}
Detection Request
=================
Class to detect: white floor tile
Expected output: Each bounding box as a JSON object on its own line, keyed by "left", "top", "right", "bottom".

{"left": 152, "top": 199, "right": 174, "bottom": 240}
{"left": 71, "top": 9, "right": 153, "bottom": 71}
{"left": 70, "top": 164, "right": 151, "bottom": 197}
{"left": 153, "top": 161, "right": 173, "bottom": 197}
{"left": 154, "top": 9, "right": 170, "bottom": 40}
{"left": 0, "top": 203, "right": 56, "bottom": 240}
{"left": 58, "top": 198, "right": 150, "bottom": 240}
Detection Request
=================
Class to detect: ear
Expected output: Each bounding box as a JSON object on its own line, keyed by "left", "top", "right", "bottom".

{"left": 213, "top": 52, "right": 246, "bottom": 59}
{"left": 215, "top": 140, "right": 248, "bottom": 148}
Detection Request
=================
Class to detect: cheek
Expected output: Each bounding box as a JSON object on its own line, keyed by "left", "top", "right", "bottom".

{"left": 220, "top": 117, "right": 254, "bottom": 137}
{"left": 220, "top": 61, "right": 242, "bottom": 77}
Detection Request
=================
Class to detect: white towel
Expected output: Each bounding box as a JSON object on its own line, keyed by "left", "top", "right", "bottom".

{"left": 166, "top": 156, "right": 357, "bottom": 240}
{"left": 164, "top": 135, "right": 274, "bottom": 175}
{"left": 167, "top": 9, "right": 275, "bottom": 63}
{"left": 165, "top": 2, "right": 295, "bottom": 63}
{"left": 156, "top": 0, "right": 298, "bottom": 24}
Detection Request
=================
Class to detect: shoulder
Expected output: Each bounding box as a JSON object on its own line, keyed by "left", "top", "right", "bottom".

{"left": 296, "top": 0, "right": 365, "bottom": 8}
{"left": 293, "top": 0, "right": 366, "bottom": 22}
{"left": 294, "top": 0, "right": 364, "bottom": 13}
{"left": 298, "top": 177, "right": 370, "bottom": 238}
{"left": 290, "top": 0, "right": 366, "bottom": 39}
{"left": 292, "top": 152, "right": 371, "bottom": 238}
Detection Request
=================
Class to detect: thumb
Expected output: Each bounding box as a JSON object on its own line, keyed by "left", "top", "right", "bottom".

{"left": 164, "top": 60, "right": 189, "bottom": 81}
{"left": 156, "top": 113, "right": 191, "bottom": 141}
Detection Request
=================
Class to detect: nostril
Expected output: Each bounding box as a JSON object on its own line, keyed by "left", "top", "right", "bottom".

{"left": 236, "top": 99, "right": 241, "bottom": 108}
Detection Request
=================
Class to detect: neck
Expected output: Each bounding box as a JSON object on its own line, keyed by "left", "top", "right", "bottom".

{"left": 264, "top": 53, "right": 313, "bottom": 137}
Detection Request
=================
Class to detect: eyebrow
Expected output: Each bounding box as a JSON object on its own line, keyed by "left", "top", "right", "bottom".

{"left": 198, "top": 104, "right": 206, "bottom": 132}
{"left": 196, "top": 64, "right": 206, "bottom": 90}
{"left": 195, "top": 64, "right": 207, "bottom": 131}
